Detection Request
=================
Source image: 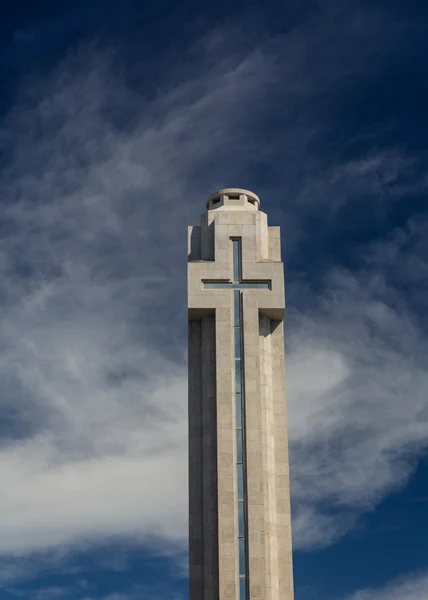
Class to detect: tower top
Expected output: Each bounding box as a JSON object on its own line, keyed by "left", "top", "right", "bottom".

{"left": 206, "top": 188, "right": 260, "bottom": 211}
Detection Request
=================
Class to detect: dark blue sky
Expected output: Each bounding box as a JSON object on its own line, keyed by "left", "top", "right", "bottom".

{"left": 1, "top": 1, "right": 428, "bottom": 599}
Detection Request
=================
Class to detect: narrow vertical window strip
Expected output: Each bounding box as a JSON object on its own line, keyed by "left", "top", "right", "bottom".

{"left": 235, "top": 360, "right": 242, "bottom": 393}
{"left": 234, "top": 328, "right": 241, "bottom": 358}
{"left": 239, "top": 538, "right": 246, "bottom": 575}
{"left": 235, "top": 394, "right": 242, "bottom": 428}
{"left": 232, "top": 279, "right": 249, "bottom": 600}
{"left": 239, "top": 576, "right": 247, "bottom": 600}
{"left": 234, "top": 290, "right": 240, "bottom": 326}
{"left": 237, "top": 463, "right": 244, "bottom": 499}
{"left": 232, "top": 238, "right": 240, "bottom": 283}
{"left": 238, "top": 501, "right": 245, "bottom": 537}
{"left": 236, "top": 431, "right": 243, "bottom": 465}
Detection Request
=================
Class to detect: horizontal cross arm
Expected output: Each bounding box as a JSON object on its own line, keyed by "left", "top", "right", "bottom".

{"left": 203, "top": 281, "right": 271, "bottom": 290}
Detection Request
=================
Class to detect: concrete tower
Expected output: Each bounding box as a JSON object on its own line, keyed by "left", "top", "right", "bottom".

{"left": 188, "top": 189, "right": 294, "bottom": 600}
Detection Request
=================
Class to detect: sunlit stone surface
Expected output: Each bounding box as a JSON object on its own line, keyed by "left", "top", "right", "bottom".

{"left": 188, "top": 189, "right": 294, "bottom": 600}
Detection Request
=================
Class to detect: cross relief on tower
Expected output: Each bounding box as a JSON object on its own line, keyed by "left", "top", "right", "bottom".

{"left": 188, "top": 189, "right": 294, "bottom": 600}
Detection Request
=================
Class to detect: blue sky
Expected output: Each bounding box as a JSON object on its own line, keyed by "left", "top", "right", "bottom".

{"left": 0, "top": 0, "right": 428, "bottom": 599}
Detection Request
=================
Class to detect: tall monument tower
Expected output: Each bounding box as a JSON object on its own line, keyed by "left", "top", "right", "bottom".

{"left": 188, "top": 189, "right": 294, "bottom": 600}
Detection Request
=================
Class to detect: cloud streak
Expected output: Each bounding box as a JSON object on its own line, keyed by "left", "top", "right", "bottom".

{"left": 0, "top": 1, "right": 426, "bottom": 572}
{"left": 346, "top": 571, "right": 428, "bottom": 600}
{"left": 0, "top": 34, "right": 281, "bottom": 556}
{"left": 287, "top": 219, "right": 428, "bottom": 547}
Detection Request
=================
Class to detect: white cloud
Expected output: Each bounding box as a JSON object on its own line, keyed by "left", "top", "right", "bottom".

{"left": 345, "top": 571, "right": 428, "bottom": 600}
{"left": 287, "top": 219, "right": 428, "bottom": 547}
{"left": 0, "top": 2, "right": 426, "bottom": 567}
{"left": 0, "top": 38, "right": 276, "bottom": 556}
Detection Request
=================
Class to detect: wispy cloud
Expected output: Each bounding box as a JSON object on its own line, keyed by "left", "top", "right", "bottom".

{"left": 0, "top": 34, "right": 278, "bottom": 557}
{"left": 345, "top": 571, "right": 428, "bottom": 600}
{"left": 0, "top": 0, "right": 426, "bottom": 576}
{"left": 288, "top": 216, "right": 428, "bottom": 547}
